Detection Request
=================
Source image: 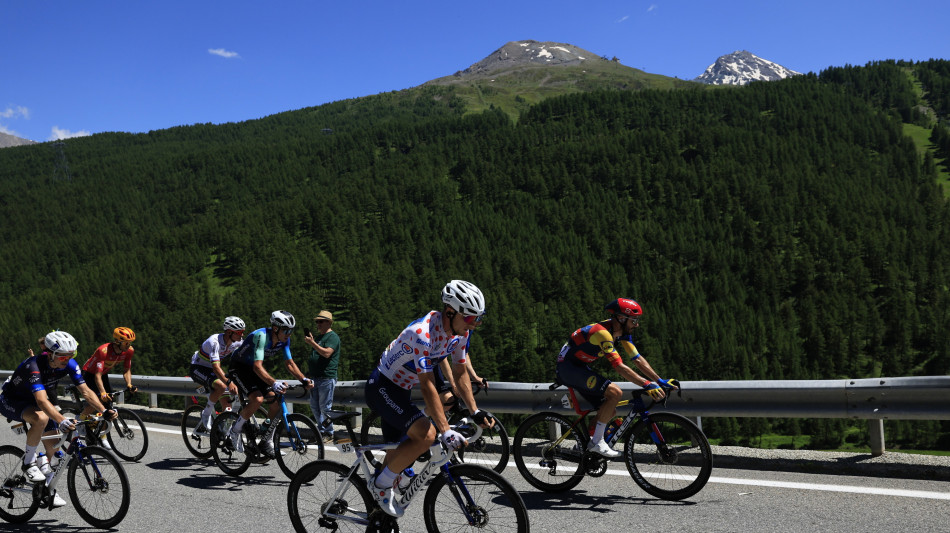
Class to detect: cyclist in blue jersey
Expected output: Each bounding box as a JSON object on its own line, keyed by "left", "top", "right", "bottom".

{"left": 226, "top": 311, "right": 313, "bottom": 458}
{"left": 364, "top": 280, "right": 494, "bottom": 517}
{"left": 0, "top": 331, "right": 114, "bottom": 507}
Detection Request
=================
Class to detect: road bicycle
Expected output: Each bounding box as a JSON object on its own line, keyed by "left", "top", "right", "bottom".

{"left": 359, "top": 381, "right": 510, "bottom": 473}
{"left": 287, "top": 410, "right": 529, "bottom": 533}
{"left": 0, "top": 415, "right": 131, "bottom": 528}
{"left": 181, "top": 380, "right": 267, "bottom": 459}
{"left": 210, "top": 382, "right": 324, "bottom": 478}
{"left": 63, "top": 384, "right": 149, "bottom": 462}
{"left": 512, "top": 378, "right": 713, "bottom": 500}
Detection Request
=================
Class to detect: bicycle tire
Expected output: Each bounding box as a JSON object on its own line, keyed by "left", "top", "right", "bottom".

{"left": 622, "top": 412, "right": 713, "bottom": 500}
{"left": 67, "top": 445, "right": 131, "bottom": 529}
{"left": 512, "top": 412, "right": 586, "bottom": 492}
{"left": 359, "top": 411, "right": 386, "bottom": 470}
{"left": 211, "top": 411, "right": 252, "bottom": 477}
{"left": 181, "top": 404, "right": 214, "bottom": 459}
{"left": 0, "top": 445, "right": 40, "bottom": 524}
{"left": 450, "top": 413, "right": 510, "bottom": 473}
{"left": 275, "top": 413, "right": 325, "bottom": 479}
{"left": 106, "top": 407, "right": 149, "bottom": 461}
{"left": 423, "top": 463, "right": 529, "bottom": 533}
{"left": 288, "top": 460, "right": 374, "bottom": 533}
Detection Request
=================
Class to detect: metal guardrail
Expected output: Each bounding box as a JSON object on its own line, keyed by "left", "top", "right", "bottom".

{"left": 3, "top": 371, "right": 948, "bottom": 455}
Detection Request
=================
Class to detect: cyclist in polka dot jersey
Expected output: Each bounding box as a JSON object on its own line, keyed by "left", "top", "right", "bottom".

{"left": 365, "top": 280, "right": 494, "bottom": 517}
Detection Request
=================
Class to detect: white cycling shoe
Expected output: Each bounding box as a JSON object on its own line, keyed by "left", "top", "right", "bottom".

{"left": 228, "top": 430, "right": 245, "bottom": 453}
{"left": 369, "top": 474, "right": 406, "bottom": 518}
{"left": 586, "top": 439, "right": 621, "bottom": 458}
{"left": 21, "top": 463, "right": 45, "bottom": 483}
{"left": 51, "top": 491, "right": 67, "bottom": 509}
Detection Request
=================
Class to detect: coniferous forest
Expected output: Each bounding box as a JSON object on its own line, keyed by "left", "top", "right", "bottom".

{"left": 2, "top": 59, "right": 949, "bottom": 450}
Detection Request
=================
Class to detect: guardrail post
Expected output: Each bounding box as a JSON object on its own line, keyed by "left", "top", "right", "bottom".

{"left": 150, "top": 392, "right": 158, "bottom": 408}
{"left": 547, "top": 421, "right": 562, "bottom": 440}
{"left": 869, "top": 419, "right": 885, "bottom": 456}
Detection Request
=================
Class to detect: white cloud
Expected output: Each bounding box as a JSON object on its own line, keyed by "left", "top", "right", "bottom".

{"left": 647, "top": 4, "right": 658, "bottom": 12}
{"left": 617, "top": 15, "right": 629, "bottom": 23}
{"left": 1, "top": 105, "right": 30, "bottom": 119}
{"left": 49, "top": 126, "right": 91, "bottom": 141}
{"left": 208, "top": 48, "right": 240, "bottom": 59}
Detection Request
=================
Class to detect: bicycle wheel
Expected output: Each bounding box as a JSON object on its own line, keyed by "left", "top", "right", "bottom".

{"left": 275, "top": 413, "right": 325, "bottom": 479}
{"left": 67, "top": 445, "right": 131, "bottom": 529}
{"left": 622, "top": 412, "right": 713, "bottom": 500}
{"left": 288, "top": 460, "right": 374, "bottom": 533}
{"left": 181, "top": 404, "right": 214, "bottom": 459}
{"left": 211, "top": 411, "right": 252, "bottom": 477}
{"left": 0, "top": 445, "right": 40, "bottom": 524}
{"left": 423, "top": 463, "right": 529, "bottom": 533}
{"left": 359, "top": 411, "right": 386, "bottom": 470}
{"left": 451, "top": 413, "right": 510, "bottom": 473}
{"left": 512, "top": 412, "right": 585, "bottom": 492}
{"left": 106, "top": 408, "right": 149, "bottom": 461}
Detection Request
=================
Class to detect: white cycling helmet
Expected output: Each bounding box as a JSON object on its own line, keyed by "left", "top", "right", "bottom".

{"left": 270, "top": 310, "right": 296, "bottom": 329}
{"left": 223, "top": 316, "right": 246, "bottom": 331}
{"left": 441, "top": 280, "right": 485, "bottom": 316}
{"left": 44, "top": 331, "right": 78, "bottom": 355}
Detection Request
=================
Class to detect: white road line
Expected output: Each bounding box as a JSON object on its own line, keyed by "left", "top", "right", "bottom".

{"left": 519, "top": 460, "right": 950, "bottom": 501}
{"left": 152, "top": 425, "right": 950, "bottom": 501}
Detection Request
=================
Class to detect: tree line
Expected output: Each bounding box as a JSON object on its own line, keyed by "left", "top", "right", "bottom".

{"left": 1, "top": 59, "right": 948, "bottom": 450}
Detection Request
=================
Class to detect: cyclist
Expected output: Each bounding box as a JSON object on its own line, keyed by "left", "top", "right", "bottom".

{"left": 226, "top": 310, "right": 313, "bottom": 458}
{"left": 556, "top": 298, "right": 675, "bottom": 458}
{"left": 364, "top": 280, "right": 494, "bottom": 517}
{"left": 188, "top": 316, "right": 246, "bottom": 435}
{"left": 0, "top": 331, "right": 115, "bottom": 508}
{"left": 81, "top": 327, "right": 138, "bottom": 449}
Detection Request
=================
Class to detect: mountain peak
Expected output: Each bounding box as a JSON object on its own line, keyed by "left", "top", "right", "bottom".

{"left": 0, "top": 131, "right": 36, "bottom": 149}
{"left": 455, "top": 40, "right": 611, "bottom": 77}
{"left": 695, "top": 50, "right": 801, "bottom": 86}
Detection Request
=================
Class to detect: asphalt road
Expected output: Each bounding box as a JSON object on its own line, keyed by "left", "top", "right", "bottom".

{"left": 1, "top": 421, "right": 948, "bottom": 532}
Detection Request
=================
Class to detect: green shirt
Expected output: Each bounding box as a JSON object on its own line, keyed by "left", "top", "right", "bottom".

{"left": 307, "top": 330, "right": 341, "bottom": 379}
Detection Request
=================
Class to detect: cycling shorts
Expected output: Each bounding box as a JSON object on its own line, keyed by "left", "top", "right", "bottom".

{"left": 228, "top": 362, "right": 270, "bottom": 395}
{"left": 82, "top": 371, "right": 115, "bottom": 397}
{"left": 0, "top": 393, "right": 57, "bottom": 431}
{"left": 555, "top": 360, "right": 612, "bottom": 408}
{"left": 189, "top": 364, "right": 219, "bottom": 390}
{"left": 365, "top": 368, "right": 426, "bottom": 443}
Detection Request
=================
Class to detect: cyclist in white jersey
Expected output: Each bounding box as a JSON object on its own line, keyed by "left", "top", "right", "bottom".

{"left": 188, "top": 316, "right": 246, "bottom": 434}
{"left": 364, "top": 280, "right": 495, "bottom": 517}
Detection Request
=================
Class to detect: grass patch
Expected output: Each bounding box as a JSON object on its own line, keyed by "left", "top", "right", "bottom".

{"left": 903, "top": 123, "right": 950, "bottom": 197}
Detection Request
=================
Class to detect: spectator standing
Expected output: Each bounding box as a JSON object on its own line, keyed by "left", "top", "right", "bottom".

{"left": 304, "top": 310, "right": 341, "bottom": 442}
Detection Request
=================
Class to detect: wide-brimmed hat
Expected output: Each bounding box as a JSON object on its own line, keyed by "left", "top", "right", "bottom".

{"left": 314, "top": 310, "right": 333, "bottom": 322}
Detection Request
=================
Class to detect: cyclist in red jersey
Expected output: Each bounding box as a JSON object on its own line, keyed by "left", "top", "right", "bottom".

{"left": 81, "top": 327, "right": 138, "bottom": 448}
{"left": 556, "top": 298, "right": 675, "bottom": 458}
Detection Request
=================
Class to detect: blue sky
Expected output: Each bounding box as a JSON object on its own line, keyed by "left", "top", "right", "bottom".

{"left": 2, "top": 1, "right": 948, "bottom": 142}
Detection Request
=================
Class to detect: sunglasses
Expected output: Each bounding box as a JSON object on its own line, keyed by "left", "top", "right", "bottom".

{"left": 314, "top": 319, "right": 329, "bottom": 324}
{"left": 229, "top": 330, "right": 245, "bottom": 335}
{"left": 54, "top": 352, "right": 75, "bottom": 360}
{"left": 460, "top": 314, "right": 484, "bottom": 325}
{"left": 615, "top": 315, "right": 640, "bottom": 326}
{"left": 278, "top": 327, "right": 294, "bottom": 335}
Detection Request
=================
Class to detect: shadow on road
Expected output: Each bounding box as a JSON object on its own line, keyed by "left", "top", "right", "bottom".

{"left": 519, "top": 488, "right": 697, "bottom": 512}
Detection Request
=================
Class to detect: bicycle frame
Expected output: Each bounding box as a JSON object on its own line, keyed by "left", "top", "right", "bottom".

{"left": 328, "top": 435, "right": 484, "bottom": 527}
{"left": 36, "top": 419, "right": 108, "bottom": 507}
{"left": 552, "top": 386, "right": 658, "bottom": 450}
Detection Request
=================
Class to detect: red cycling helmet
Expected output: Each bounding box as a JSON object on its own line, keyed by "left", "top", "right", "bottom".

{"left": 604, "top": 298, "right": 643, "bottom": 317}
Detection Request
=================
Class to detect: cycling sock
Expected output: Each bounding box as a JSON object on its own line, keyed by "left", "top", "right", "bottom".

{"left": 23, "top": 445, "right": 38, "bottom": 465}
{"left": 201, "top": 404, "right": 214, "bottom": 417}
{"left": 592, "top": 421, "right": 607, "bottom": 444}
{"left": 232, "top": 417, "right": 247, "bottom": 433}
{"left": 375, "top": 467, "right": 397, "bottom": 488}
